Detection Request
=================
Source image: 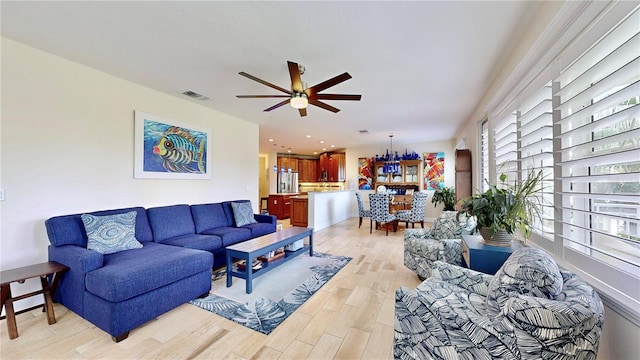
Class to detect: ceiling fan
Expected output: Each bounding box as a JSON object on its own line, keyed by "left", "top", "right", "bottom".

{"left": 236, "top": 61, "right": 361, "bottom": 117}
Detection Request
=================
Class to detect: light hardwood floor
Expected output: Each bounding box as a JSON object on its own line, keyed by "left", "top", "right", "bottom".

{"left": 1, "top": 218, "right": 422, "bottom": 359}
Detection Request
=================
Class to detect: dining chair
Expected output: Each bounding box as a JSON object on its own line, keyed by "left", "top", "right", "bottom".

{"left": 395, "top": 192, "right": 428, "bottom": 228}
{"left": 369, "top": 193, "right": 398, "bottom": 236}
{"left": 355, "top": 192, "right": 372, "bottom": 229}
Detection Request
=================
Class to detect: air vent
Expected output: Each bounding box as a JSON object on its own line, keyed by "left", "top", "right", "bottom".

{"left": 181, "top": 90, "right": 210, "bottom": 101}
{"left": 358, "top": 130, "right": 369, "bottom": 134}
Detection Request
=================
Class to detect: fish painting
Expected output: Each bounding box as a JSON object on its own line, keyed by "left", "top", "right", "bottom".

{"left": 153, "top": 126, "right": 206, "bottom": 173}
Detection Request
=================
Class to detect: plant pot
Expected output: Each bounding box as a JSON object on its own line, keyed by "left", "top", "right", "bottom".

{"left": 479, "top": 227, "right": 513, "bottom": 247}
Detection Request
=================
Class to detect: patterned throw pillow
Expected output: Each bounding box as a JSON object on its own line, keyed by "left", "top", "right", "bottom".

{"left": 485, "top": 247, "right": 564, "bottom": 316}
{"left": 231, "top": 202, "right": 257, "bottom": 227}
{"left": 81, "top": 211, "right": 143, "bottom": 254}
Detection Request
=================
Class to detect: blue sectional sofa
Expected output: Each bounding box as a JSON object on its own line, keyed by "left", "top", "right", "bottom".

{"left": 45, "top": 200, "right": 276, "bottom": 341}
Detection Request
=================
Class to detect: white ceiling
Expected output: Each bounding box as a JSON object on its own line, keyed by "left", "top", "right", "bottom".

{"left": 1, "top": 1, "right": 540, "bottom": 155}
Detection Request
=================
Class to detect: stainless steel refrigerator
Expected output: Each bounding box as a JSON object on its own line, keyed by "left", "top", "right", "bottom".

{"left": 277, "top": 172, "right": 298, "bottom": 193}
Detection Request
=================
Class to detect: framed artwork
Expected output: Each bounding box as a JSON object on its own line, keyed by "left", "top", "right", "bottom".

{"left": 424, "top": 152, "right": 445, "bottom": 190}
{"left": 358, "top": 157, "right": 375, "bottom": 190}
{"left": 134, "top": 111, "right": 211, "bottom": 179}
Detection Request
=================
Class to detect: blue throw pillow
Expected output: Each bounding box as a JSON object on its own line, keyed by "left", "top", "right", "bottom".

{"left": 81, "top": 211, "right": 143, "bottom": 254}
{"left": 231, "top": 202, "right": 257, "bottom": 227}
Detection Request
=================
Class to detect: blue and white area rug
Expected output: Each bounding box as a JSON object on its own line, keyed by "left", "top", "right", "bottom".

{"left": 190, "top": 252, "right": 351, "bottom": 334}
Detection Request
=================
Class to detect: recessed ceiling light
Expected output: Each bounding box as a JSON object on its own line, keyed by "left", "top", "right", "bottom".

{"left": 313, "top": 151, "right": 318, "bottom": 154}
{"left": 268, "top": 139, "right": 274, "bottom": 142}
{"left": 319, "top": 140, "right": 325, "bottom": 144}
{"left": 287, "top": 149, "right": 291, "bottom": 153}
{"left": 331, "top": 145, "right": 335, "bottom": 148}
{"left": 322, "top": 148, "right": 327, "bottom": 151}
{"left": 306, "top": 135, "right": 311, "bottom": 138}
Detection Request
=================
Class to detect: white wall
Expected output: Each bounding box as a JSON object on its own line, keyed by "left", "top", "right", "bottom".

{"left": 345, "top": 140, "right": 455, "bottom": 221}
{"left": 1, "top": 38, "right": 259, "bottom": 310}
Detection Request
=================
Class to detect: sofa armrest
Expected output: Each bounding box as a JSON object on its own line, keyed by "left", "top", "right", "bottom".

{"left": 429, "top": 261, "right": 493, "bottom": 297}
{"left": 254, "top": 214, "right": 276, "bottom": 225}
{"left": 48, "top": 244, "right": 104, "bottom": 316}
{"left": 501, "top": 294, "right": 604, "bottom": 358}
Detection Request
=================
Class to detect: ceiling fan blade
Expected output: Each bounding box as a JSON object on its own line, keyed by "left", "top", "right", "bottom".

{"left": 288, "top": 61, "right": 303, "bottom": 93}
{"left": 239, "top": 72, "right": 291, "bottom": 94}
{"left": 236, "top": 95, "right": 290, "bottom": 98}
{"left": 307, "top": 72, "right": 352, "bottom": 95}
{"left": 314, "top": 94, "right": 362, "bottom": 101}
{"left": 298, "top": 108, "right": 307, "bottom": 117}
{"left": 264, "top": 99, "right": 291, "bottom": 112}
{"left": 309, "top": 99, "right": 340, "bottom": 113}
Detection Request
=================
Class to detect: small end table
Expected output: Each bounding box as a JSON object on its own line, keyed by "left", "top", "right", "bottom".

{"left": 461, "top": 235, "right": 522, "bottom": 274}
{"left": 1, "top": 261, "right": 69, "bottom": 339}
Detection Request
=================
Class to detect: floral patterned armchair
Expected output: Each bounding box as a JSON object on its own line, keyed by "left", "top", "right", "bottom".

{"left": 404, "top": 213, "right": 476, "bottom": 279}
{"left": 394, "top": 248, "right": 604, "bottom": 360}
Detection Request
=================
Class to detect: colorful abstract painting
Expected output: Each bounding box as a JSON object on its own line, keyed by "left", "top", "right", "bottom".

{"left": 424, "top": 152, "right": 445, "bottom": 190}
{"left": 134, "top": 111, "right": 211, "bottom": 179}
{"left": 358, "top": 157, "right": 375, "bottom": 190}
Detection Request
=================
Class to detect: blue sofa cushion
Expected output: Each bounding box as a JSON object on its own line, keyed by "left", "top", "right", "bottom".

{"left": 231, "top": 201, "right": 258, "bottom": 227}
{"left": 191, "top": 203, "right": 229, "bottom": 233}
{"left": 46, "top": 207, "right": 153, "bottom": 247}
{"left": 242, "top": 223, "right": 275, "bottom": 238}
{"left": 85, "top": 242, "right": 212, "bottom": 303}
{"left": 81, "top": 211, "right": 143, "bottom": 254}
{"left": 160, "top": 233, "right": 223, "bottom": 252}
{"left": 201, "top": 227, "right": 251, "bottom": 247}
{"left": 147, "top": 205, "right": 195, "bottom": 242}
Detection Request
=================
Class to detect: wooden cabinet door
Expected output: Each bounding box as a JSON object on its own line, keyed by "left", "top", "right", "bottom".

{"left": 455, "top": 149, "right": 472, "bottom": 209}
{"left": 334, "top": 153, "right": 346, "bottom": 182}
{"left": 298, "top": 159, "right": 316, "bottom": 182}
{"left": 290, "top": 198, "right": 308, "bottom": 227}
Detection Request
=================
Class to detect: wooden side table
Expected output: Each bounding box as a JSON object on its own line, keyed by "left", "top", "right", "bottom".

{"left": 461, "top": 235, "right": 522, "bottom": 274}
{"left": 0, "top": 261, "right": 69, "bottom": 339}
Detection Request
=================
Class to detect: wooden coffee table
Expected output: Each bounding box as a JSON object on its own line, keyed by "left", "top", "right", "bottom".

{"left": 225, "top": 227, "right": 313, "bottom": 293}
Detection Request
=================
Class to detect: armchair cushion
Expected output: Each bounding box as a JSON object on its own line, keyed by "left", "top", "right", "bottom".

{"left": 486, "top": 247, "right": 564, "bottom": 316}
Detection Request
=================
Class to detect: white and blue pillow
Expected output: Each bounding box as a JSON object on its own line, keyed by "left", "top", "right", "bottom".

{"left": 231, "top": 202, "right": 257, "bottom": 227}
{"left": 81, "top": 211, "right": 143, "bottom": 254}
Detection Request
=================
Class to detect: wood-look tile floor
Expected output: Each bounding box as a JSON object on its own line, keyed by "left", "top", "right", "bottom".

{"left": 1, "top": 219, "right": 422, "bottom": 359}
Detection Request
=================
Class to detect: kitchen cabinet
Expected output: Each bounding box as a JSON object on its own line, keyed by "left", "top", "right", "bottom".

{"left": 298, "top": 159, "right": 318, "bottom": 182}
{"left": 290, "top": 197, "right": 308, "bottom": 227}
{"left": 268, "top": 194, "right": 292, "bottom": 220}
{"left": 455, "top": 149, "right": 472, "bottom": 210}
{"left": 277, "top": 157, "right": 298, "bottom": 173}
{"left": 319, "top": 152, "right": 346, "bottom": 182}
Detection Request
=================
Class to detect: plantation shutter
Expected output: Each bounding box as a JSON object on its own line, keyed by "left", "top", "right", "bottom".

{"left": 480, "top": 118, "right": 490, "bottom": 192}
{"left": 555, "top": 6, "right": 640, "bottom": 287}
{"left": 493, "top": 112, "right": 518, "bottom": 184}
{"left": 517, "top": 84, "right": 555, "bottom": 239}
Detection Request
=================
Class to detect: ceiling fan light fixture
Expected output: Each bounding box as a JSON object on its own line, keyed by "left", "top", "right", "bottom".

{"left": 290, "top": 93, "right": 308, "bottom": 109}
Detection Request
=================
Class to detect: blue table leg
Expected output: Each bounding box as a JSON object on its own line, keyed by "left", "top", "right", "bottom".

{"left": 245, "top": 255, "right": 253, "bottom": 294}
{"left": 226, "top": 252, "right": 232, "bottom": 288}
{"left": 308, "top": 232, "right": 314, "bottom": 256}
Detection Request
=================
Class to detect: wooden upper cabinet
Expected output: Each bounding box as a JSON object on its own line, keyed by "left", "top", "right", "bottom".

{"left": 277, "top": 157, "right": 299, "bottom": 172}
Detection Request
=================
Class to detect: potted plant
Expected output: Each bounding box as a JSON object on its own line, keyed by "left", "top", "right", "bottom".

{"left": 431, "top": 186, "right": 456, "bottom": 212}
{"left": 458, "top": 170, "right": 544, "bottom": 246}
